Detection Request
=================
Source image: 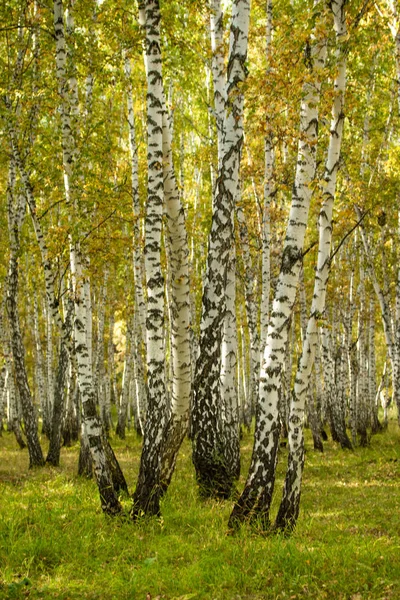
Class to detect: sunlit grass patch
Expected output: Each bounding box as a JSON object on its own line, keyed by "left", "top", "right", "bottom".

{"left": 1, "top": 419, "right": 400, "bottom": 599}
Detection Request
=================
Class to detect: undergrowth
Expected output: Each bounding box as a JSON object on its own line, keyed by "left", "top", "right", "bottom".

{"left": 0, "top": 418, "right": 400, "bottom": 599}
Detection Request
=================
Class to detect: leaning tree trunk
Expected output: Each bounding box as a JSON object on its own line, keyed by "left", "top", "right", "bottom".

{"left": 54, "top": 0, "right": 122, "bottom": 515}
{"left": 229, "top": 3, "right": 326, "bottom": 530}
{"left": 6, "top": 158, "right": 44, "bottom": 468}
{"left": 274, "top": 0, "right": 348, "bottom": 532}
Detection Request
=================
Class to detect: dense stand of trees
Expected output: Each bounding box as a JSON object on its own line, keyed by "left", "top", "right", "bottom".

{"left": 0, "top": 0, "right": 400, "bottom": 533}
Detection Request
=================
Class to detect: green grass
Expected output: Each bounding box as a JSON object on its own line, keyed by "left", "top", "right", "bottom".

{"left": 1, "top": 419, "right": 400, "bottom": 600}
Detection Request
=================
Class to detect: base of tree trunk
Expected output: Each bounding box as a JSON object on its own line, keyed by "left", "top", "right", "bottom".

{"left": 115, "top": 419, "right": 126, "bottom": 440}
{"left": 78, "top": 436, "right": 93, "bottom": 478}
{"left": 103, "top": 435, "right": 129, "bottom": 495}
{"left": 312, "top": 434, "right": 324, "bottom": 452}
{"left": 131, "top": 481, "right": 162, "bottom": 520}
{"left": 338, "top": 431, "right": 353, "bottom": 450}
{"left": 46, "top": 450, "right": 60, "bottom": 467}
{"left": 358, "top": 427, "right": 369, "bottom": 447}
{"left": 321, "top": 428, "right": 328, "bottom": 441}
{"left": 371, "top": 414, "right": 382, "bottom": 435}
{"left": 160, "top": 416, "right": 188, "bottom": 496}
{"left": 193, "top": 454, "right": 236, "bottom": 500}
{"left": 228, "top": 497, "right": 271, "bottom": 532}
{"left": 12, "top": 421, "right": 27, "bottom": 449}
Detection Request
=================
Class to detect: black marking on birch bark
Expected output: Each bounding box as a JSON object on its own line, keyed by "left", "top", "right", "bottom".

{"left": 46, "top": 304, "right": 73, "bottom": 466}
{"left": 228, "top": 419, "right": 280, "bottom": 530}
{"left": 6, "top": 209, "right": 44, "bottom": 468}
{"left": 274, "top": 436, "right": 305, "bottom": 532}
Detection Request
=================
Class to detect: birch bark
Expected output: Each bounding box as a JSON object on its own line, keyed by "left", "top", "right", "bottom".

{"left": 229, "top": 4, "right": 326, "bottom": 528}
{"left": 54, "top": 0, "right": 122, "bottom": 514}
{"left": 275, "top": 0, "right": 348, "bottom": 531}
{"left": 6, "top": 159, "right": 44, "bottom": 467}
{"left": 192, "top": 0, "right": 251, "bottom": 499}
{"left": 159, "top": 108, "right": 192, "bottom": 493}
{"left": 131, "top": 0, "right": 167, "bottom": 518}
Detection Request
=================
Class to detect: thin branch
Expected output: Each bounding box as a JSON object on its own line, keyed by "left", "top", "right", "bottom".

{"left": 38, "top": 198, "right": 67, "bottom": 220}
{"left": 352, "top": 0, "right": 373, "bottom": 29}
{"left": 0, "top": 25, "right": 56, "bottom": 39}
{"left": 302, "top": 239, "right": 318, "bottom": 258}
{"left": 80, "top": 210, "right": 117, "bottom": 244}
{"left": 330, "top": 208, "right": 370, "bottom": 262}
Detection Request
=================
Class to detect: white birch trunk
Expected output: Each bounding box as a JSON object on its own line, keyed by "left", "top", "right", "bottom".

{"left": 45, "top": 299, "right": 54, "bottom": 431}
{"left": 230, "top": 4, "right": 326, "bottom": 528}
{"left": 237, "top": 204, "right": 260, "bottom": 424}
{"left": 275, "top": 0, "right": 350, "bottom": 531}
{"left": 368, "top": 300, "right": 380, "bottom": 432}
{"left": 159, "top": 107, "right": 192, "bottom": 493}
{"left": 54, "top": 0, "right": 121, "bottom": 514}
{"left": 192, "top": 0, "right": 251, "bottom": 499}
{"left": 132, "top": 0, "right": 167, "bottom": 518}
{"left": 32, "top": 291, "right": 48, "bottom": 435}
{"left": 93, "top": 272, "right": 108, "bottom": 430}
{"left": 210, "top": 0, "right": 226, "bottom": 166}
{"left": 260, "top": 0, "right": 274, "bottom": 357}
{"left": 6, "top": 158, "right": 44, "bottom": 467}
{"left": 116, "top": 318, "right": 134, "bottom": 440}
{"left": 356, "top": 263, "right": 369, "bottom": 446}
{"left": 220, "top": 246, "right": 240, "bottom": 479}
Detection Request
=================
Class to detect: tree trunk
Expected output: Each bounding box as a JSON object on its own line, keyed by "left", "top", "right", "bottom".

{"left": 229, "top": 4, "right": 326, "bottom": 529}
{"left": 275, "top": 0, "right": 348, "bottom": 532}
{"left": 46, "top": 295, "right": 74, "bottom": 465}
{"left": 53, "top": 0, "right": 122, "bottom": 515}
{"left": 6, "top": 160, "right": 44, "bottom": 468}
{"left": 192, "top": 0, "right": 250, "bottom": 499}
{"left": 131, "top": 0, "right": 167, "bottom": 519}
{"left": 159, "top": 106, "right": 192, "bottom": 494}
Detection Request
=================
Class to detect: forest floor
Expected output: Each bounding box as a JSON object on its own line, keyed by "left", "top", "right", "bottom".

{"left": 1, "top": 418, "right": 400, "bottom": 600}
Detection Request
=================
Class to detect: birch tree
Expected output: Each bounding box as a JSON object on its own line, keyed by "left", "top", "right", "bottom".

{"left": 192, "top": 0, "right": 251, "bottom": 499}
{"left": 5, "top": 158, "right": 44, "bottom": 467}
{"left": 229, "top": 2, "right": 327, "bottom": 529}
{"left": 275, "top": 0, "right": 348, "bottom": 532}
{"left": 53, "top": 0, "right": 122, "bottom": 515}
{"left": 131, "top": 0, "right": 167, "bottom": 518}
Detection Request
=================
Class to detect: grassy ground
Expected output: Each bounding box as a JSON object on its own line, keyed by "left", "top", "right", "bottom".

{"left": 1, "top": 419, "right": 400, "bottom": 600}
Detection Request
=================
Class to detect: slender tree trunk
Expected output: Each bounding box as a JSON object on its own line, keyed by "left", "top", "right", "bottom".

{"left": 229, "top": 5, "right": 326, "bottom": 529}
{"left": 356, "top": 264, "right": 369, "bottom": 446}
{"left": 93, "top": 271, "right": 108, "bottom": 430}
{"left": 237, "top": 204, "right": 260, "bottom": 424}
{"left": 275, "top": 0, "right": 349, "bottom": 531}
{"left": 260, "top": 0, "right": 274, "bottom": 366}
{"left": 132, "top": 0, "right": 167, "bottom": 518}
{"left": 54, "top": 0, "right": 122, "bottom": 515}
{"left": 159, "top": 107, "right": 192, "bottom": 494}
{"left": 6, "top": 160, "right": 44, "bottom": 468}
{"left": 220, "top": 246, "right": 240, "bottom": 481}
{"left": 31, "top": 290, "right": 48, "bottom": 435}
{"left": 46, "top": 295, "right": 74, "bottom": 465}
{"left": 116, "top": 318, "right": 134, "bottom": 440}
{"left": 369, "top": 301, "right": 381, "bottom": 433}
